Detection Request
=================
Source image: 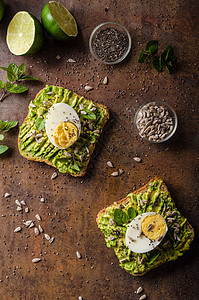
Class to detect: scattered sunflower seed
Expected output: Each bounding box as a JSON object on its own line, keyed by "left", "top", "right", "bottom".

{"left": 119, "top": 168, "right": 124, "bottom": 175}
{"left": 51, "top": 172, "right": 58, "bottom": 180}
{"left": 32, "top": 258, "right": 41, "bottom": 263}
{"left": 15, "top": 199, "right": 21, "bottom": 206}
{"left": 4, "top": 193, "right": 11, "bottom": 198}
{"left": 34, "top": 227, "right": 39, "bottom": 236}
{"left": 103, "top": 76, "right": 108, "bottom": 85}
{"left": 24, "top": 220, "right": 33, "bottom": 227}
{"left": 76, "top": 251, "right": 82, "bottom": 259}
{"left": 109, "top": 219, "right": 116, "bottom": 226}
{"left": 133, "top": 157, "right": 142, "bottom": 163}
{"left": 49, "top": 237, "right": 55, "bottom": 244}
{"left": 29, "top": 222, "right": 35, "bottom": 228}
{"left": 46, "top": 92, "right": 55, "bottom": 95}
{"left": 108, "top": 236, "right": 115, "bottom": 241}
{"left": 78, "top": 297, "right": 83, "bottom": 300}
{"left": 119, "top": 257, "right": 128, "bottom": 262}
{"left": 38, "top": 225, "right": 44, "bottom": 233}
{"left": 85, "top": 85, "right": 93, "bottom": 91}
{"left": 67, "top": 58, "right": 76, "bottom": 63}
{"left": 166, "top": 211, "right": 176, "bottom": 217}
{"left": 44, "top": 234, "right": 50, "bottom": 241}
{"left": 40, "top": 198, "right": 45, "bottom": 203}
{"left": 14, "top": 227, "right": 22, "bottom": 233}
{"left": 29, "top": 102, "right": 36, "bottom": 107}
{"left": 35, "top": 214, "right": 42, "bottom": 221}
{"left": 138, "top": 256, "right": 144, "bottom": 265}
{"left": 56, "top": 55, "right": 61, "bottom": 60}
{"left": 80, "top": 110, "right": 87, "bottom": 115}
{"left": 107, "top": 161, "right": 114, "bottom": 168}
{"left": 17, "top": 206, "right": 23, "bottom": 211}
{"left": 137, "top": 287, "right": 143, "bottom": 294}
{"left": 111, "top": 171, "right": 119, "bottom": 177}
{"left": 139, "top": 295, "right": 147, "bottom": 300}
{"left": 20, "top": 200, "right": 26, "bottom": 206}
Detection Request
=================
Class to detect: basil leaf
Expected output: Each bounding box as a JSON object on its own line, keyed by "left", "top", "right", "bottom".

{"left": 114, "top": 209, "right": 128, "bottom": 226}
{"left": 138, "top": 51, "right": 146, "bottom": 63}
{"left": 151, "top": 56, "right": 162, "bottom": 72}
{"left": 0, "top": 121, "right": 18, "bottom": 132}
{"left": 7, "top": 63, "right": 19, "bottom": 82}
{"left": 6, "top": 82, "right": 28, "bottom": 93}
{"left": 0, "top": 145, "right": 9, "bottom": 154}
{"left": 35, "top": 118, "right": 45, "bottom": 131}
{"left": 73, "top": 161, "right": 80, "bottom": 171}
{"left": 146, "top": 40, "right": 158, "bottom": 54}
{"left": 18, "top": 75, "right": 39, "bottom": 81}
{"left": 0, "top": 80, "right": 5, "bottom": 90}
{"left": 81, "top": 108, "right": 96, "bottom": 120}
{"left": 127, "top": 207, "right": 136, "bottom": 220}
{"left": 0, "top": 66, "right": 16, "bottom": 78}
{"left": 18, "top": 63, "right": 26, "bottom": 77}
{"left": 0, "top": 134, "right": 4, "bottom": 140}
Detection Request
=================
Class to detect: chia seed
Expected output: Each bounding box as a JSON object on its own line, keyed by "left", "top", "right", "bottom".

{"left": 92, "top": 27, "right": 129, "bottom": 63}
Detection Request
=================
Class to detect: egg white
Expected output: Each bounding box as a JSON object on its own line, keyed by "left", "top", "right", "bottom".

{"left": 45, "top": 103, "right": 81, "bottom": 149}
{"left": 125, "top": 212, "right": 168, "bottom": 253}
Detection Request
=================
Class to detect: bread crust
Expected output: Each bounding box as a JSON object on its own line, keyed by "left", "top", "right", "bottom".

{"left": 18, "top": 86, "right": 109, "bottom": 177}
{"left": 96, "top": 177, "right": 195, "bottom": 276}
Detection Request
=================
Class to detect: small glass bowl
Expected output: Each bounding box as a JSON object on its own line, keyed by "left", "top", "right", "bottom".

{"left": 89, "top": 22, "right": 132, "bottom": 65}
{"left": 134, "top": 101, "right": 178, "bottom": 143}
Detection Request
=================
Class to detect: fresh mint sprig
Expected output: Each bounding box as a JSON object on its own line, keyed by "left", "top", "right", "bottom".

{"left": 138, "top": 40, "right": 177, "bottom": 74}
{"left": 0, "top": 120, "right": 18, "bottom": 154}
{"left": 0, "top": 63, "right": 39, "bottom": 102}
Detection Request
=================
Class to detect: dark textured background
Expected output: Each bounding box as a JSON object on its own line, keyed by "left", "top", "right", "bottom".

{"left": 0, "top": 1, "right": 198, "bottom": 299}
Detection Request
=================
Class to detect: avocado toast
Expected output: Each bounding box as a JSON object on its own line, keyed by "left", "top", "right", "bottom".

{"left": 18, "top": 85, "right": 109, "bottom": 177}
{"left": 96, "top": 177, "right": 194, "bottom": 276}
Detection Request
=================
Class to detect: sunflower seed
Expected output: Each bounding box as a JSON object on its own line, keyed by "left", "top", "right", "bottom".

{"left": 49, "top": 237, "right": 55, "bottom": 244}
{"left": 139, "top": 295, "right": 147, "bottom": 300}
{"left": 17, "top": 206, "right": 23, "bottom": 211}
{"left": 74, "top": 147, "right": 79, "bottom": 154}
{"left": 25, "top": 207, "right": 29, "bottom": 213}
{"left": 14, "top": 227, "right": 22, "bottom": 233}
{"left": 93, "top": 129, "right": 100, "bottom": 134}
{"left": 79, "top": 104, "right": 84, "bottom": 110}
{"left": 140, "top": 199, "right": 144, "bottom": 207}
{"left": 56, "top": 55, "right": 61, "bottom": 60}
{"left": 67, "top": 58, "right": 76, "bottom": 63}
{"left": 120, "top": 258, "right": 128, "bottom": 262}
{"left": 35, "top": 214, "right": 42, "bottom": 221}
{"left": 34, "top": 227, "right": 39, "bottom": 236}
{"left": 119, "top": 168, "right": 124, "bottom": 175}
{"left": 36, "top": 138, "right": 43, "bottom": 144}
{"left": 46, "top": 91, "right": 55, "bottom": 95}
{"left": 29, "top": 102, "right": 36, "bottom": 108}
{"left": 4, "top": 193, "right": 11, "bottom": 198}
{"left": 44, "top": 234, "right": 50, "bottom": 241}
{"left": 29, "top": 222, "right": 35, "bottom": 228}
{"left": 133, "top": 157, "right": 142, "bottom": 163}
{"left": 167, "top": 217, "right": 175, "bottom": 223}
{"left": 137, "top": 287, "right": 143, "bottom": 294}
{"left": 110, "top": 219, "right": 116, "bottom": 226}
{"left": 85, "top": 146, "right": 89, "bottom": 154}
{"left": 76, "top": 251, "right": 82, "bottom": 259}
{"left": 176, "top": 235, "right": 181, "bottom": 241}
{"left": 103, "top": 76, "right": 108, "bottom": 85}
{"left": 108, "top": 236, "right": 115, "bottom": 241}
{"left": 173, "top": 222, "right": 180, "bottom": 228}
{"left": 90, "top": 106, "right": 96, "bottom": 111}
{"left": 38, "top": 225, "right": 44, "bottom": 233}
{"left": 107, "top": 161, "right": 114, "bottom": 168}
{"left": 138, "top": 256, "right": 144, "bottom": 265}
{"left": 15, "top": 200, "right": 21, "bottom": 206}
{"left": 20, "top": 200, "right": 26, "bottom": 206}
{"left": 78, "top": 297, "right": 83, "bottom": 300}
{"left": 35, "top": 133, "right": 43, "bottom": 138}
{"left": 147, "top": 224, "right": 153, "bottom": 231}
{"left": 166, "top": 211, "right": 176, "bottom": 217}
{"left": 24, "top": 220, "right": 33, "bottom": 227}
{"left": 80, "top": 110, "right": 87, "bottom": 115}
{"left": 174, "top": 227, "right": 179, "bottom": 233}
{"left": 32, "top": 258, "right": 41, "bottom": 263}
{"left": 85, "top": 85, "right": 93, "bottom": 91}
{"left": 51, "top": 172, "right": 58, "bottom": 180}
{"left": 111, "top": 171, "right": 119, "bottom": 177}
{"left": 40, "top": 197, "right": 45, "bottom": 203}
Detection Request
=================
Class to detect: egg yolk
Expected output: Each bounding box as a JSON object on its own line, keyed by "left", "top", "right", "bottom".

{"left": 141, "top": 214, "right": 166, "bottom": 240}
{"left": 53, "top": 121, "right": 78, "bottom": 149}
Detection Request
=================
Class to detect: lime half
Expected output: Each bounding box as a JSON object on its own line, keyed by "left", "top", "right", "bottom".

{"left": 0, "top": 0, "right": 5, "bottom": 22}
{"left": 6, "top": 11, "right": 44, "bottom": 56}
{"left": 41, "top": 1, "right": 78, "bottom": 41}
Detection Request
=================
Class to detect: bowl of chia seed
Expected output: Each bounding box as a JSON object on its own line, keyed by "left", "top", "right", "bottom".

{"left": 89, "top": 22, "right": 131, "bottom": 65}
{"left": 134, "top": 101, "right": 178, "bottom": 143}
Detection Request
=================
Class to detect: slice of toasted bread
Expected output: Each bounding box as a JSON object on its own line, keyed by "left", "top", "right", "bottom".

{"left": 18, "top": 85, "right": 109, "bottom": 177}
{"left": 96, "top": 177, "right": 194, "bottom": 276}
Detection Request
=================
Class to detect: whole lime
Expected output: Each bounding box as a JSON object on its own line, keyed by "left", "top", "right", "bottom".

{"left": 0, "top": 0, "right": 5, "bottom": 22}
{"left": 41, "top": 1, "right": 78, "bottom": 41}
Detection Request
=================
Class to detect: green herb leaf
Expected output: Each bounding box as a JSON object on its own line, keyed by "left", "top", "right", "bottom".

{"left": 148, "top": 251, "right": 160, "bottom": 265}
{"left": 127, "top": 207, "right": 136, "bottom": 220}
{"left": 73, "top": 161, "right": 80, "bottom": 171}
{"left": 151, "top": 56, "right": 162, "bottom": 72}
{"left": 146, "top": 40, "right": 158, "bottom": 54}
{"left": 0, "top": 134, "right": 4, "bottom": 140}
{"left": 0, "top": 80, "right": 5, "bottom": 90}
{"left": 18, "top": 75, "right": 39, "bottom": 81}
{"left": 0, "top": 120, "right": 18, "bottom": 132}
{"left": 138, "top": 51, "right": 146, "bottom": 63}
{"left": 0, "top": 66, "right": 16, "bottom": 78}
{"left": 81, "top": 108, "right": 96, "bottom": 120}
{"left": 18, "top": 63, "right": 26, "bottom": 77}
{"left": 6, "top": 82, "right": 28, "bottom": 93}
{"left": 114, "top": 209, "right": 128, "bottom": 226}
{"left": 35, "top": 118, "right": 45, "bottom": 131}
{"left": 7, "top": 63, "right": 19, "bottom": 82}
{"left": 0, "top": 145, "right": 9, "bottom": 154}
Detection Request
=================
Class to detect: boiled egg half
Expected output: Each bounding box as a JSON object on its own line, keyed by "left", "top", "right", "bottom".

{"left": 125, "top": 212, "right": 168, "bottom": 253}
{"left": 45, "top": 103, "right": 81, "bottom": 149}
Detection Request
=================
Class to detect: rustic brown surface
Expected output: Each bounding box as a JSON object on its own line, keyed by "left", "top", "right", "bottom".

{"left": 0, "top": 0, "right": 199, "bottom": 299}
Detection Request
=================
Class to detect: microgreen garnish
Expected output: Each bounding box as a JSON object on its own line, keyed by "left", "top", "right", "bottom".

{"left": 35, "top": 117, "right": 45, "bottom": 131}
{"left": 81, "top": 109, "right": 96, "bottom": 120}
{"left": 138, "top": 41, "right": 177, "bottom": 74}
{"left": 0, "top": 63, "right": 39, "bottom": 102}
{"left": 114, "top": 207, "right": 136, "bottom": 226}
{"left": 0, "top": 120, "right": 18, "bottom": 154}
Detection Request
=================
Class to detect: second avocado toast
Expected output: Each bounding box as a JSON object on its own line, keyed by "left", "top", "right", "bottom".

{"left": 18, "top": 85, "right": 109, "bottom": 177}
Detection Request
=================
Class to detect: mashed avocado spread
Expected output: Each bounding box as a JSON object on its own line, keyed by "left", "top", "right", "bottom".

{"left": 19, "top": 85, "right": 107, "bottom": 175}
{"left": 98, "top": 179, "right": 194, "bottom": 275}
